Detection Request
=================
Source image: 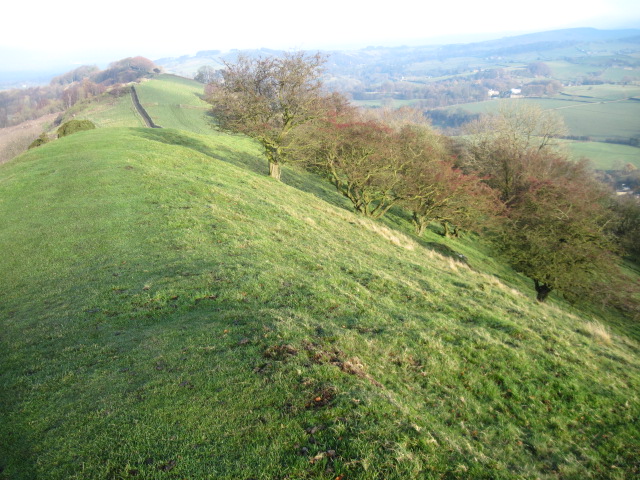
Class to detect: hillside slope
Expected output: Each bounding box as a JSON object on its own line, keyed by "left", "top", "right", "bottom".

{"left": 1, "top": 126, "right": 639, "bottom": 479}
{"left": 135, "top": 74, "right": 211, "bottom": 134}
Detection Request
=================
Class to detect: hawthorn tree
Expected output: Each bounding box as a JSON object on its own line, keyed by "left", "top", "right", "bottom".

{"left": 496, "top": 166, "right": 616, "bottom": 302}
{"left": 610, "top": 195, "right": 640, "bottom": 259}
{"left": 205, "top": 52, "right": 328, "bottom": 180}
{"left": 464, "top": 102, "right": 567, "bottom": 204}
{"left": 93, "top": 57, "right": 158, "bottom": 85}
{"left": 194, "top": 65, "right": 218, "bottom": 84}
{"left": 402, "top": 158, "right": 501, "bottom": 237}
{"left": 296, "top": 114, "right": 406, "bottom": 217}
{"left": 395, "top": 126, "right": 501, "bottom": 236}
{"left": 57, "top": 119, "right": 96, "bottom": 138}
{"left": 464, "top": 104, "right": 618, "bottom": 302}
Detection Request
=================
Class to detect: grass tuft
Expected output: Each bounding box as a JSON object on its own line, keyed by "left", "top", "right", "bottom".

{"left": 581, "top": 320, "right": 613, "bottom": 345}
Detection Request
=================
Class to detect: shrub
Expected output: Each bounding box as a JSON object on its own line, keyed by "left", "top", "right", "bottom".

{"left": 57, "top": 119, "right": 96, "bottom": 138}
{"left": 28, "top": 133, "right": 50, "bottom": 149}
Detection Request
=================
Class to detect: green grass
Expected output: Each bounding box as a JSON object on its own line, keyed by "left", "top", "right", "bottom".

{"left": 53, "top": 75, "right": 212, "bottom": 135}
{"left": 135, "top": 74, "right": 212, "bottom": 134}
{"left": 563, "top": 140, "right": 640, "bottom": 169}
{"left": 560, "top": 85, "right": 640, "bottom": 101}
{"left": 60, "top": 93, "right": 144, "bottom": 129}
{"left": 552, "top": 100, "right": 640, "bottom": 141}
{"left": 1, "top": 124, "right": 639, "bottom": 479}
{"left": 441, "top": 96, "right": 640, "bottom": 166}
{"left": 545, "top": 61, "right": 608, "bottom": 82}
{"left": 440, "top": 93, "right": 640, "bottom": 142}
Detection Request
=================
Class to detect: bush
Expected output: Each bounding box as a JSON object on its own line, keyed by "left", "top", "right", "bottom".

{"left": 57, "top": 119, "right": 96, "bottom": 138}
{"left": 28, "top": 133, "right": 50, "bottom": 149}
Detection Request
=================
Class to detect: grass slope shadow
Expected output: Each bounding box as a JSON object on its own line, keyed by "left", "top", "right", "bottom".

{"left": 131, "top": 127, "right": 358, "bottom": 215}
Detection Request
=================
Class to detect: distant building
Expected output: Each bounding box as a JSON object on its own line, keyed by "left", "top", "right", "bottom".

{"left": 487, "top": 89, "right": 500, "bottom": 98}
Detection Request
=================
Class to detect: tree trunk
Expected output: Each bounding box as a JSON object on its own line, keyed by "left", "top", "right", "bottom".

{"left": 412, "top": 213, "right": 427, "bottom": 236}
{"left": 269, "top": 161, "right": 281, "bottom": 181}
{"left": 534, "top": 280, "right": 552, "bottom": 302}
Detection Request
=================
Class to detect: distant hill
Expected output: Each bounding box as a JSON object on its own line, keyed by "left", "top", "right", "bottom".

{"left": 155, "top": 27, "right": 640, "bottom": 78}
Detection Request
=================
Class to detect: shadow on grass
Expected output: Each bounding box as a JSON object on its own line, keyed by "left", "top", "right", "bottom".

{"left": 0, "top": 392, "right": 38, "bottom": 479}
{"left": 131, "top": 127, "right": 355, "bottom": 215}
{"left": 376, "top": 205, "right": 472, "bottom": 266}
{"left": 132, "top": 127, "right": 472, "bottom": 269}
{"left": 133, "top": 128, "right": 220, "bottom": 159}
{"left": 423, "top": 241, "right": 469, "bottom": 264}
{"left": 131, "top": 128, "right": 267, "bottom": 176}
{"left": 281, "top": 166, "right": 354, "bottom": 213}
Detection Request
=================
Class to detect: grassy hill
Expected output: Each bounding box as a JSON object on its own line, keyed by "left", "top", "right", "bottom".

{"left": 52, "top": 74, "right": 210, "bottom": 133}
{"left": 135, "top": 75, "right": 212, "bottom": 135}
{"left": 1, "top": 77, "right": 640, "bottom": 479}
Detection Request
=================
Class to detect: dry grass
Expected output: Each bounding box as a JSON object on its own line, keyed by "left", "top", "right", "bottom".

{"left": 581, "top": 320, "right": 613, "bottom": 345}
{"left": 356, "top": 217, "right": 417, "bottom": 250}
{"left": 0, "top": 113, "right": 58, "bottom": 164}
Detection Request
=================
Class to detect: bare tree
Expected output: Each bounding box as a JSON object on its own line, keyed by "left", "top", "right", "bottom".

{"left": 205, "top": 52, "right": 328, "bottom": 180}
{"left": 296, "top": 112, "right": 406, "bottom": 217}
{"left": 463, "top": 102, "right": 567, "bottom": 203}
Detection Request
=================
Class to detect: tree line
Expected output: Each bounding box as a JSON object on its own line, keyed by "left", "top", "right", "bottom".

{"left": 0, "top": 57, "right": 159, "bottom": 128}
{"left": 326, "top": 62, "right": 562, "bottom": 108}
{"left": 205, "top": 52, "right": 639, "bottom": 312}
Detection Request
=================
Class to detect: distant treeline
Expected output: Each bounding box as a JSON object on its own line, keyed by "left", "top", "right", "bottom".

{"left": 560, "top": 135, "right": 640, "bottom": 147}
{"left": 340, "top": 65, "right": 562, "bottom": 108}
{"left": 0, "top": 57, "right": 160, "bottom": 128}
{"left": 425, "top": 109, "right": 481, "bottom": 129}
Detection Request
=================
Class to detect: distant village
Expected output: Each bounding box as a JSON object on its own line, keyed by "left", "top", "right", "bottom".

{"left": 487, "top": 88, "right": 522, "bottom": 98}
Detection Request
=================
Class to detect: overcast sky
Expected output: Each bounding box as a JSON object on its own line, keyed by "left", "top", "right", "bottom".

{"left": 2, "top": 0, "right": 639, "bottom": 71}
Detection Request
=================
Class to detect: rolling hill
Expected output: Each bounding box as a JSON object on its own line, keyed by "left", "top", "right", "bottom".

{"left": 155, "top": 28, "right": 640, "bottom": 170}
{"left": 1, "top": 75, "right": 639, "bottom": 479}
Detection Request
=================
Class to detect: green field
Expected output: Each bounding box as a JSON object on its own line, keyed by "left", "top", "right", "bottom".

{"left": 561, "top": 84, "right": 640, "bottom": 101}
{"left": 135, "top": 74, "right": 212, "bottom": 134}
{"left": 1, "top": 77, "right": 639, "bottom": 479}
{"left": 59, "top": 93, "right": 143, "bottom": 129}
{"left": 563, "top": 140, "right": 640, "bottom": 169}
{"left": 439, "top": 95, "right": 640, "bottom": 167}
{"left": 546, "top": 61, "right": 606, "bottom": 81}
{"left": 55, "top": 74, "right": 212, "bottom": 135}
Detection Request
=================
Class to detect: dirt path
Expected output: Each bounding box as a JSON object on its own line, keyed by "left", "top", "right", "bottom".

{"left": 130, "top": 86, "right": 161, "bottom": 128}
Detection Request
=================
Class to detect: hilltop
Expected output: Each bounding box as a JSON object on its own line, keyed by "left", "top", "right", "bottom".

{"left": 3, "top": 28, "right": 640, "bottom": 167}
{"left": 1, "top": 75, "right": 639, "bottom": 479}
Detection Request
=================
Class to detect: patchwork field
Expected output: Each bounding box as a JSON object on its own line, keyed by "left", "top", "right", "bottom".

{"left": 437, "top": 86, "right": 640, "bottom": 168}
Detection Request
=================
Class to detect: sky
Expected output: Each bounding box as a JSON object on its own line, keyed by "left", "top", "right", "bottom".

{"left": 1, "top": 0, "right": 639, "bottom": 72}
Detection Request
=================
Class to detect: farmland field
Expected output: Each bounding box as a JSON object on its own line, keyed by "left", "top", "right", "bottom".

{"left": 67, "top": 94, "right": 145, "bottom": 129}
{"left": 438, "top": 92, "right": 640, "bottom": 166}
{"left": 560, "top": 84, "right": 640, "bottom": 101}
{"left": 562, "top": 140, "right": 640, "bottom": 169}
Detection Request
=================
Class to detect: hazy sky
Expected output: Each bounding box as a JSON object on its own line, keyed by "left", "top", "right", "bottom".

{"left": 2, "top": 0, "right": 639, "bottom": 71}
